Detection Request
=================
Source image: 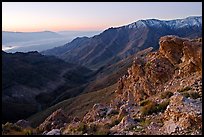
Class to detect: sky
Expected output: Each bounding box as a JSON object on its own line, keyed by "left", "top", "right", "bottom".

{"left": 2, "top": 2, "right": 202, "bottom": 32}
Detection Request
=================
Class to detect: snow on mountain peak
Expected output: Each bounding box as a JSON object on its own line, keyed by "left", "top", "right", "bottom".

{"left": 126, "top": 20, "right": 146, "bottom": 29}
{"left": 125, "top": 16, "right": 202, "bottom": 30}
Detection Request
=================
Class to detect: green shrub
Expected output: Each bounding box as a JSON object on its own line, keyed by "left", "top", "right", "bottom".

{"left": 146, "top": 62, "right": 151, "bottom": 67}
{"left": 140, "top": 99, "right": 151, "bottom": 106}
{"left": 2, "top": 122, "right": 23, "bottom": 135}
{"left": 181, "top": 92, "right": 190, "bottom": 98}
{"left": 139, "top": 118, "right": 151, "bottom": 127}
{"left": 3, "top": 122, "right": 22, "bottom": 132}
{"left": 177, "top": 86, "right": 192, "bottom": 93}
{"left": 189, "top": 92, "right": 200, "bottom": 99}
{"left": 88, "top": 123, "right": 97, "bottom": 133}
{"left": 140, "top": 101, "right": 156, "bottom": 116}
{"left": 77, "top": 122, "right": 87, "bottom": 134}
{"left": 141, "top": 100, "right": 169, "bottom": 116}
{"left": 155, "top": 100, "right": 170, "bottom": 113}
{"left": 160, "top": 91, "right": 173, "bottom": 99}
{"left": 23, "top": 129, "right": 33, "bottom": 135}
{"left": 94, "top": 126, "right": 109, "bottom": 135}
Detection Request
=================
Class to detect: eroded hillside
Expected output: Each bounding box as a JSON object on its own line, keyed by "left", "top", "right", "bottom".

{"left": 3, "top": 35, "right": 201, "bottom": 135}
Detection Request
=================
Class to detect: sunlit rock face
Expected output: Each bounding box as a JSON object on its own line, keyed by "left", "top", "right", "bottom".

{"left": 115, "top": 35, "right": 202, "bottom": 104}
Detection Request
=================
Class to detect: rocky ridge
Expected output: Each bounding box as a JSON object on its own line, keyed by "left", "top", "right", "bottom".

{"left": 2, "top": 35, "right": 202, "bottom": 135}
{"left": 38, "top": 36, "right": 203, "bottom": 135}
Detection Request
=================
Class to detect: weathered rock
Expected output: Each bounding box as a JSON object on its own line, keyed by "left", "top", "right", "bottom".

{"left": 161, "top": 92, "right": 202, "bottom": 134}
{"left": 38, "top": 108, "right": 69, "bottom": 132}
{"left": 83, "top": 103, "right": 109, "bottom": 123}
{"left": 39, "top": 36, "right": 202, "bottom": 135}
{"left": 15, "top": 119, "right": 31, "bottom": 128}
{"left": 46, "top": 129, "right": 61, "bottom": 135}
{"left": 115, "top": 35, "right": 202, "bottom": 104}
{"left": 111, "top": 115, "right": 137, "bottom": 132}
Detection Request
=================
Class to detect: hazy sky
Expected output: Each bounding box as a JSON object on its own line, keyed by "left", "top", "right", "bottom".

{"left": 2, "top": 2, "right": 202, "bottom": 32}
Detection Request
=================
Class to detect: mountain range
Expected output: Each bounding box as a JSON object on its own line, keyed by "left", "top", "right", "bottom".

{"left": 42, "top": 16, "right": 202, "bottom": 69}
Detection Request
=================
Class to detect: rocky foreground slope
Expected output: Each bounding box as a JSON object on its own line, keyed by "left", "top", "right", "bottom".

{"left": 2, "top": 35, "right": 202, "bottom": 135}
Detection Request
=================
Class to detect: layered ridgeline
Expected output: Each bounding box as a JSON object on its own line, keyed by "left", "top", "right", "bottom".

{"left": 42, "top": 16, "right": 202, "bottom": 69}
{"left": 2, "top": 51, "right": 92, "bottom": 123}
{"left": 23, "top": 35, "right": 201, "bottom": 135}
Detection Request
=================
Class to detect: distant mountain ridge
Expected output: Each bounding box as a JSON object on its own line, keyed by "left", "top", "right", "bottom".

{"left": 2, "top": 31, "right": 62, "bottom": 44}
{"left": 42, "top": 16, "right": 202, "bottom": 69}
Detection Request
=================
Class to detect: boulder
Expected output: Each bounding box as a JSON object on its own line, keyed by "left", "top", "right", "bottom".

{"left": 38, "top": 108, "right": 69, "bottom": 132}
{"left": 161, "top": 92, "right": 202, "bottom": 134}
{"left": 83, "top": 103, "right": 109, "bottom": 123}
{"left": 111, "top": 115, "right": 137, "bottom": 132}
{"left": 46, "top": 129, "right": 61, "bottom": 135}
{"left": 15, "top": 119, "right": 31, "bottom": 128}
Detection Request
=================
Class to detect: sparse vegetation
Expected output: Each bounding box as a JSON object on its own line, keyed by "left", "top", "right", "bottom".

{"left": 177, "top": 86, "right": 192, "bottom": 93}
{"left": 94, "top": 126, "right": 110, "bottom": 135}
{"left": 88, "top": 123, "right": 98, "bottom": 133}
{"left": 22, "top": 129, "right": 33, "bottom": 135}
{"left": 140, "top": 99, "right": 151, "bottom": 106}
{"left": 146, "top": 62, "right": 152, "bottom": 67}
{"left": 141, "top": 101, "right": 156, "bottom": 116}
{"left": 2, "top": 122, "right": 22, "bottom": 134}
{"left": 181, "top": 92, "right": 190, "bottom": 98}
{"left": 160, "top": 91, "right": 173, "bottom": 99}
{"left": 189, "top": 92, "right": 200, "bottom": 99}
{"left": 2, "top": 122, "right": 35, "bottom": 135}
{"left": 156, "top": 100, "right": 170, "bottom": 113}
{"left": 141, "top": 100, "right": 169, "bottom": 116}
{"left": 28, "top": 84, "right": 117, "bottom": 128}
{"left": 139, "top": 118, "right": 151, "bottom": 127}
{"left": 77, "top": 122, "right": 87, "bottom": 134}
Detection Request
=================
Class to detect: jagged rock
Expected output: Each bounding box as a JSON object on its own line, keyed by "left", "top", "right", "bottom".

{"left": 117, "top": 104, "right": 129, "bottom": 119}
{"left": 83, "top": 103, "right": 109, "bottom": 123}
{"left": 37, "top": 36, "right": 202, "bottom": 135}
{"left": 161, "top": 92, "right": 202, "bottom": 134}
{"left": 160, "top": 35, "right": 202, "bottom": 77}
{"left": 159, "top": 36, "right": 186, "bottom": 65}
{"left": 111, "top": 115, "right": 137, "bottom": 132}
{"left": 42, "top": 131, "right": 48, "bottom": 135}
{"left": 72, "top": 117, "right": 80, "bottom": 123}
{"left": 38, "top": 108, "right": 69, "bottom": 132}
{"left": 115, "top": 35, "right": 202, "bottom": 104}
{"left": 46, "top": 129, "right": 61, "bottom": 135}
{"left": 106, "top": 108, "right": 118, "bottom": 116}
{"left": 15, "top": 119, "right": 31, "bottom": 128}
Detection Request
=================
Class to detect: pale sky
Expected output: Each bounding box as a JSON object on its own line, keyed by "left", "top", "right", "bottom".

{"left": 2, "top": 2, "right": 202, "bottom": 32}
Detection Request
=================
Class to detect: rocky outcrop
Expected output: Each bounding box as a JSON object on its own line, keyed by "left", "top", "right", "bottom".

{"left": 15, "top": 120, "right": 31, "bottom": 128}
{"left": 161, "top": 92, "right": 202, "bottom": 134}
{"left": 110, "top": 115, "right": 137, "bottom": 132}
{"left": 115, "top": 35, "right": 202, "bottom": 104}
{"left": 82, "top": 103, "right": 120, "bottom": 123}
{"left": 38, "top": 109, "right": 69, "bottom": 132}
{"left": 34, "top": 35, "right": 202, "bottom": 135}
{"left": 159, "top": 36, "right": 202, "bottom": 77}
